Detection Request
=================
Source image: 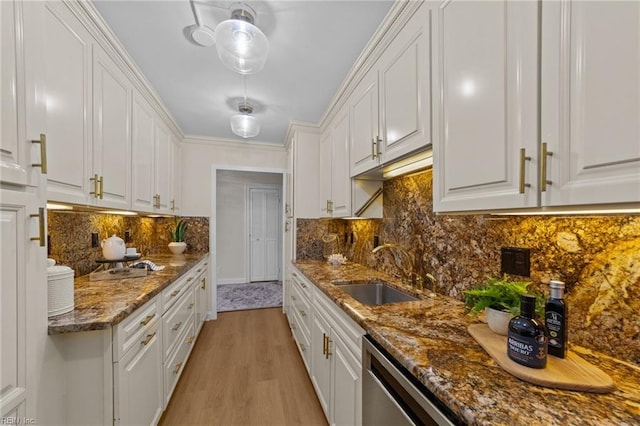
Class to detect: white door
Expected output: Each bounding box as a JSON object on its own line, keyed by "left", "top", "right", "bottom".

{"left": 249, "top": 187, "right": 280, "bottom": 282}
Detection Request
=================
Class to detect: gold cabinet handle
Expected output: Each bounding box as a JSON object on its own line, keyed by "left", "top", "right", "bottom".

{"left": 141, "top": 332, "right": 156, "bottom": 346}
{"left": 186, "top": 336, "right": 194, "bottom": 344}
{"left": 196, "top": 268, "right": 202, "bottom": 273}
{"left": 300, "top": 343, "right": 306, "bottom": 352}
{"left": 170, "top": 199, "right": 175, "bottom": 211}
{"left": 188, "top": 303, "right": 194, "bottom": 310}
{"left": 157, "top": 194, "right": 161, "bottom": 208}
{"left": 31, "top": 134, "right": 48, "bottom": 174}
{"left": 172, "top": 322, "right": 182, "bottom": 332}
{"left": 375, "top": 136, "right": 382, "bottom": 158}
{"left": 187, "top": 277, "right": 193, "bottom": 282}
{"left": 30, "top": 207, "right": 45, "bottom": 247}
{"left": 291, "top": 295, "right": 297, "bottom": 301}
{"left": 140, "top": 314, "right": 155, "bottom": 326}
{"left": 300, "top": 310, "right": 306, "bottom": 317}
{"left": 371, "top": 137, "right": 377, "bottom": 160}
{"left": 325, "top": 336, "right": 331, "bottom": 359}
{"left": 285, "top": 221, "right": 290, "bottom": 232}
{"left": 171, "top": 290, "right": 180, "bottom": 298}
{"left": 322, "top": 333, "right": 327, "bottom": 356}
{"left": 173, "top": 362, "right": 183, "bottom": 375}
{"left": 98, "top": 176, "right": 104, "bottom": 199}
{"left": 90, "top": 174, "right": 100, "bottom": 198}
{"left": 541, "top": 142, "right": 553, "bottom": 192}
{"left": 201, "top": 278, "right": 206, "bottom": 290}
{"left": 519, "top": 148, "right": 532, "bottom": 194}
{"left": 300, "top": 282, "right": 307, "bottom": 289}
{"left": 291, "top": 323, "right": 296, "bottom": 330}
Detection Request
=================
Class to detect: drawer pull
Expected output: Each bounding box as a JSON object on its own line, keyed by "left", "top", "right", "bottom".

{"left": 31, "top": 134, "right": 48, "bottom": 174}
{"left": 171, "top": 290, "right": 180, "bottom": 297}
{"left": 186, "top": 336, "right": 194, "bottom": 344}
{"left": 300, "top": 343, "right": 306, "bottom": 352}
{"left": 29, "top": 208, "right": 45, "bottom": 247}
{"left": 172, "top": 322, "right": 182, "bottom": 332}
{"left": 188, "top": 303, "right": 194, "bottom": 310}
{"left": 201, "top": 278, "right": 206, "bottom": 290}
{"left": 187, "top": 277, "right": 193, "bottom": 282}
{"left": 196, "top": 268, "right": 202, "bottom": 272}
{"left": 291, "top": 323, "right": 296, "bottom": 330}
{"left": 291, "top": 295, "right": 297, "bottom": 301}
{"left": 173, "top": 362, "right": 183, "bottom": 375}
{"left": 300, "top": 310, "right": 306, "bottom": 317}
{"left": 141, "top": 332, "right": 156, "bottom": 346}
{"left": 140, "top": 314, "right": 155, "bottom": 326}
{"left": 300, "top": 282, "right": 307, "bottom": 289}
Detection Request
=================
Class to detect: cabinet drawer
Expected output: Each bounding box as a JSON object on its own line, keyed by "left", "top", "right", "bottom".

{"left": 291, "top": 270, "right": 312, "bottom": 299}
{"left": 291, "top": 312, "right": 311, "bottom": 372}
{"left": 162, "top": 288, "right": 195, "bottom": 360}
{"left": 164, "top": 317, "right": 195, "bottom": 404}
{"left": 114, "top": 296, "right": 161, "bottom": 360}
{"left": 162, "top": 275, "right": 192, "bottom": 314}
{"left": 290, "top": 281, "right": 311, "bottom": 336}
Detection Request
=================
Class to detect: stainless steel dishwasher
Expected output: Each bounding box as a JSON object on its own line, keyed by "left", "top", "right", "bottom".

{"left": 363, "top": 336, "right": 460, "bottom": 426}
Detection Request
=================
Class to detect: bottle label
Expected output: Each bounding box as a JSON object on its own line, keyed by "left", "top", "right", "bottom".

{"left": 546, "top": 311, "right": 565, "bottom": 350}
{"left": 507, "top": 332, "right": 547, "bottom": 368}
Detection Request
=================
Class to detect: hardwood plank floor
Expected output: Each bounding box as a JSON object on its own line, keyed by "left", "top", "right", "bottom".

{"left": 159, "top": 308, "right": 328, "bottom": 426}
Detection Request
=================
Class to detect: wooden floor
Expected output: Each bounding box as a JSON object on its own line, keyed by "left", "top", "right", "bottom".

{"left": 159, "top": 308, "right": 328, "bottom": 426}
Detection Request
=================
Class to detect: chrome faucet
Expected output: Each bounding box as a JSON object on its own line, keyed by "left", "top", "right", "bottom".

{"left": 372, "top": 243, "right": 437, "bottom": 291}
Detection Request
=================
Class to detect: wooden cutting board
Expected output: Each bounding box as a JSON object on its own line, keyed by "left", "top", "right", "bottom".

{"left": 468, "top": 324, "right": 615, "bottom": 393}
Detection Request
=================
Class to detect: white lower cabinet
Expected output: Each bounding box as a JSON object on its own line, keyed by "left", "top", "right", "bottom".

{"left": 291, "top": 266, "right": 365, "bottom": 426}
{"left": 114, "top": 319, "right": 163, "bottom": 426}
{"left": 55, "top": 256, "right": 210, "bottom": 425}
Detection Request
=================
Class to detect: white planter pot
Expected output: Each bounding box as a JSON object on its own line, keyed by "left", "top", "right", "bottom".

{"left": 168, "top": 242, "right": 187, "bottom": 255}
{"left": 486, "top": 307, "right": 513, "bottom": 335}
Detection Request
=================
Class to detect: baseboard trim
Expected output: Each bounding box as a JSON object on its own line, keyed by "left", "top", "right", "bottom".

{"left": 217, "top": 278, "right": 247, "bottom": 285}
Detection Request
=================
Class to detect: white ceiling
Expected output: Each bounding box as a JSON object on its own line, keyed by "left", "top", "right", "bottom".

{"left": 92, "top": 0, "right": 395, "bottom": 145}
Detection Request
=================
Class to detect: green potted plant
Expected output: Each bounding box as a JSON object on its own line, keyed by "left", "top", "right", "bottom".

{"left": 464, "top": 275, "right": 543, "bottom": 335}
{"left": 168, "top": 217, "right": 188, "bottom": 255}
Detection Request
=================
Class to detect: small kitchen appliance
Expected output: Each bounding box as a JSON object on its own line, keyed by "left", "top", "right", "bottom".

{"left": 47, "top": 259, "right": 75, "bottom": 317}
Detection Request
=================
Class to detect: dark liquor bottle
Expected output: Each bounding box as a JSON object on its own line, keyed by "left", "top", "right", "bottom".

{"left": 507, "top": 294, "right": 548, "bottom": 368}
{"left": 546, "top": 280, "right": 567, "bottom": 358}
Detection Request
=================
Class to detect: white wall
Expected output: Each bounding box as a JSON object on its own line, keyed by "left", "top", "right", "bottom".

{"left": 181, "top": 137, "right": 287, "bottom": 216}
{"left": 216, "top": 171, "right": 282, "bottom": 284}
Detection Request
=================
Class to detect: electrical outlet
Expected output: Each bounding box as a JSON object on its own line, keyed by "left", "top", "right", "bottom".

{"left": 91, "top": 232, "right": 99, "bottom": 248}
{"left": 501, "top": 247, "right": 530, "bottom": 277}
{"left": 124, "top": 230, "right": 131, "bottom": 243}
{"left": 373, "top": 235, "right": 380, "bottom": 248}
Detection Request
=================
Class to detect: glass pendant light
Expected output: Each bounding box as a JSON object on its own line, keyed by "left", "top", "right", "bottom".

{"left": 215, "top": 3, "right": 269, "bottom": 74}
{"left": 230, "top": 76, "right": 260, "bottom": 138}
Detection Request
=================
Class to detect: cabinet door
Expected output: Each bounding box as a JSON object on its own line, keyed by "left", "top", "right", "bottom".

{"left": 154, "top": 123, "right": 171, "bottom": 212}
{"left": 44, "top": 1, "right": 92, "bottom": 204}
{"left": 318, "top": 129, "right": 332, "bottom": 217}
{"left": 330, "top": 107, "right": 351, "bottom": 217}
{"left": 349, "top": 68, "right": 380, "bottom": 177}
{"left": 1, "top": 189, "right": 46, "bottom": 420}
{"left": 433, "top": 0, "right": 539, "bottom": 212}
{"left": 115, "top": 321, "right": 163, "bottom": 426}
{"left": 293, "top": 130, "right": 320, "bottom": 218}
{"left": 286, "top": 139, "right": 294, "bottom": 218}
{"left": 378, "top": 2, "right": 430, "bottom": 163}
{"left": 331, "top": 333, "right": 362, "bottom": 426}
{"left": 542, "top": 0, "right": 640, "bottom": 206}
{"left": 132, "top": 91, "right": 155, "bottom": 212}
{"left": 170, "top": 136, "right": 181, "bottom": 213}
{"left": 92, "top": 46, "right": 131, "bottom": 209}
{"left": 310, "top": 312, "right": 331, "bottom": 419}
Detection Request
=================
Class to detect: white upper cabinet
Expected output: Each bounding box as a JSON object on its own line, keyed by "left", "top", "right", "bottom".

{"left": 170, "top": 136, "right": 182, "bottom": 213}
{"left": 541, "top": 0, "right": 640, "bottom": 206}
{"left": 44, "top": 1, "right": 93, "bottom": 204}
{"left": 434, "top": 0, "right": 640, "bottom": 212}
{"left": 132, "top": 91, "right": 155, "bottom": 212}
{"left": 319, "top": 106, "right": 351, "bottom": 218}
{"left": 92, "top": 45, "right": 132, "bottom": 209}
{"left": 1, "top": 0, "right": 46, "bottom": 187}
{"left": 350, "top": 2, "right": 431, "bottom": 177}
{"left": 433, "top": 0, "right": 539, "bottom": 212}
{"left": 154, "top": 122, "right": 172, "bottom": 213}
{"left": 288, "top": 127, "right": 320, "bottom": 219}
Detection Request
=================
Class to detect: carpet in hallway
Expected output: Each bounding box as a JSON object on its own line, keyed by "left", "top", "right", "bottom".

{"left": 217, "top": 281, "right": 283, "bottom": 312}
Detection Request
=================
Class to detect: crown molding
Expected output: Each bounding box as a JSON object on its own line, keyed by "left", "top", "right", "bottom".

{"left": 284, "top": 120, "right": 321, "bottom": 149}
{"left": 183, "top": 135, "right": 286, "bottom": 152}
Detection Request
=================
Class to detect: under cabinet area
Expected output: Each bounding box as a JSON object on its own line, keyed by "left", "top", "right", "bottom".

{"left": 433, "top": 0, "right": 640, "bottom": 213}
{"left": 50, "top": 255, "right": 210, "bottom": 425}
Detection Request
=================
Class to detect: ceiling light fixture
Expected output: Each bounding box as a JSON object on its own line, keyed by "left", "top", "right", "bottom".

{"left": 230, "top": 76, "right": 260, "bottom": 138}
{"left": 215, "top": 2, "right": 269, "bottom": 74}
{"left": 189, "top": 0, "right": 216, "bottom": 47}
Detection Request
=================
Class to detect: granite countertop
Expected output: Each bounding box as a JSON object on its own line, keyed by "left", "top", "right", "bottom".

{"left": 292, "top": 260, "right": 640, "bottom": 426}
{"left": 48, "top": 253, "right": 209, "bottom": 334}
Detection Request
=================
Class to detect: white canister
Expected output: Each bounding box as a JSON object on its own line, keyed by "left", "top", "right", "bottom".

{"left": 47, "top": 259, "right": 75, "bottom": 317}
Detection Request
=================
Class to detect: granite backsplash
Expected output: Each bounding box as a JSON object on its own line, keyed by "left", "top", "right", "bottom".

{"left": 48, "top": 211, "right": 209, "bottom": 277}
{"left": 296, "top": 170, "right": 640, "bottom": 365}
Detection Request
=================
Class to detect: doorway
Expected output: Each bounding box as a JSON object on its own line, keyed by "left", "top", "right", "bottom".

{"left": 248, "top": 185, "right": 281, "bottom": 282}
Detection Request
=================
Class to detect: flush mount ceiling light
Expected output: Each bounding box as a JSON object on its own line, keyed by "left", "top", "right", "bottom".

{"left": 230, "top": 103, "right": 260, "bottom": 138}
{"left": 215, "top": 3, "right": 269, "bottom": 74}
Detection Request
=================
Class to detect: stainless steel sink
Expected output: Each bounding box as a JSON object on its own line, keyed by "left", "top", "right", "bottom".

{"left": 336, "top": 282, "right": 419, "bottom": 305}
